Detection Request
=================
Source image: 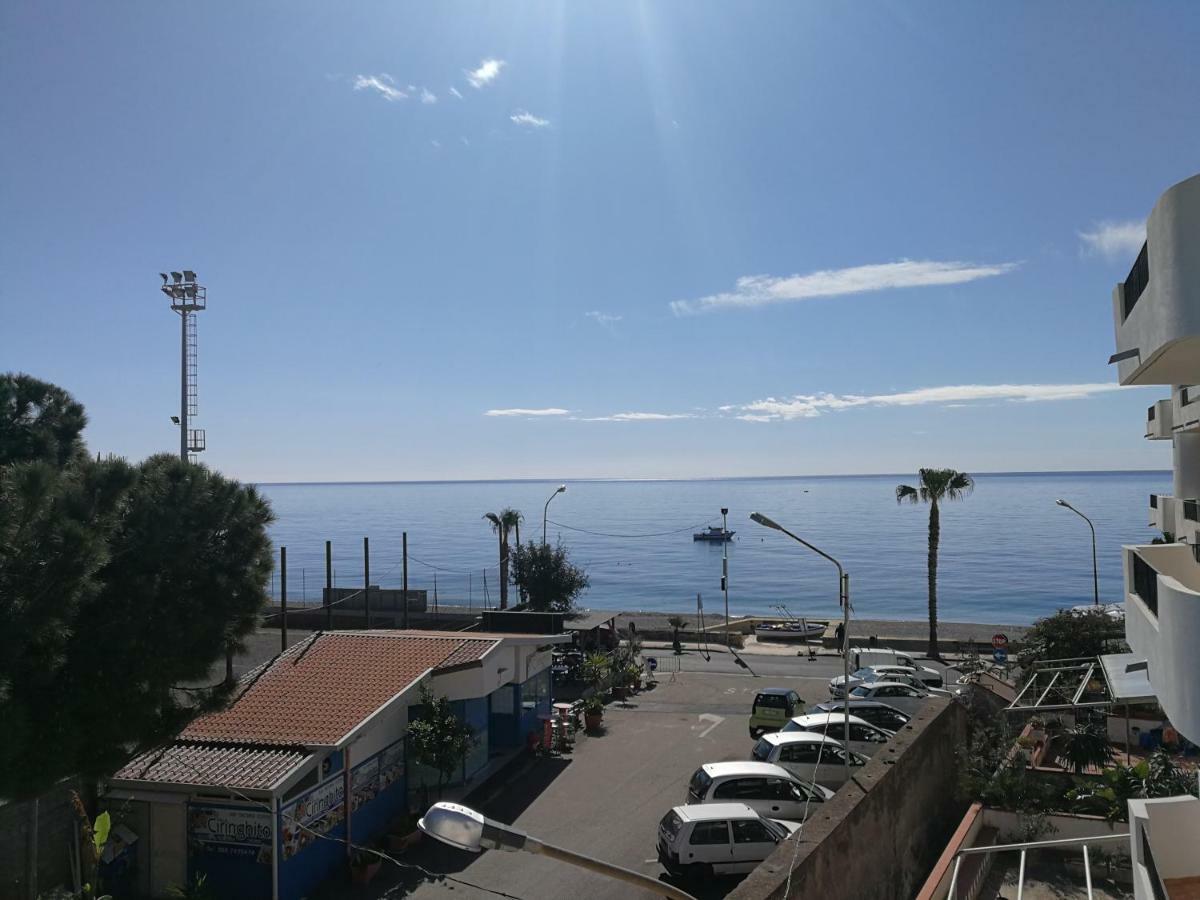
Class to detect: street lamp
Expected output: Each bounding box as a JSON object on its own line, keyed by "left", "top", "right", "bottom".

{"left": 750, "top": 512, "right": 852, "bottom": 784}
{"left": 543, "top": 484, "right": 567, "bottom": 545}
{"left": 1056, "top": 499, "right": 1099, "bottom": 606}
{"left": 419, "top": 802, "right": 697, "bottom": 900}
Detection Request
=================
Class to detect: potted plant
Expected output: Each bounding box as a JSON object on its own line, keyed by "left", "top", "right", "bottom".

{"left": 583, "top": 694, "right": 605, "bottom": 731}
{"left": 350, "top": 848, "right": 382, "bottom": 885}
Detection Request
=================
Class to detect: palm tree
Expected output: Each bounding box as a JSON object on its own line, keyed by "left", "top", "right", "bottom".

{"left": 895, "top": 468, "right": 974, "bottom": 659}
{"left": 483, "top": 508, "right": 522, "bottom": 609}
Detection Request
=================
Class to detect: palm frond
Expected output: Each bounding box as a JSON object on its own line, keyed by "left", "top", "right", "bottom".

{"left": 895, "top": 484, "right": 920, "bottom": 504}
{"left": 483, "top": 512, "right": 501, "bottom": 532}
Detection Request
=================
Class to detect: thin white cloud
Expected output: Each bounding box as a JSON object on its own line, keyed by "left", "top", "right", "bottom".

{"left": 510, "top": 110, "right": 551, "bottom": 128}
{"left": 729, "top": 383, "right": 1133, "bottom": 422}
{"left": 1078, "top": 220, "right": 1146, "bottom": 261}
{"left": 484, "top": 407, "right": 570, "bottom": 417}
{"left": 585, "top": 311, "right": 623, "bottom": 329}
{"left": 449, "top": 86, "right": 464, "bottom": 100}
{"left": 670, "top": 259, "right": 1018, "bottom": 316}
{"left": 353, "top": 74, "right": 407, "bottom": 102}
{"left": 466, "top": 58, "right": 506, "bottom": 89}
{"left": 430, "top": 139, "right": 441, "bottom": 149}
{"left": 579, "top": 412, "right": 695, "bottom": 422}
{"left": 420, "top": 87, "right": 437, "bottom": 104}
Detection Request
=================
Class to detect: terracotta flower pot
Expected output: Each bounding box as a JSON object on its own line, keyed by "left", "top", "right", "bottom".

{"left": 585, "top": 711, "right": 603, "bottom": 731}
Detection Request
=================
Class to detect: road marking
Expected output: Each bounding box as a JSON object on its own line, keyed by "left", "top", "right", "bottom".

{"left": 696, "top": 713, "right": 725, "bottom": 738}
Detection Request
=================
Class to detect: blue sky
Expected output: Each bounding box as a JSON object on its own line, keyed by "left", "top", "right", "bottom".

{"left": 2, "top": 2, "right": 1197, "bottom": 482}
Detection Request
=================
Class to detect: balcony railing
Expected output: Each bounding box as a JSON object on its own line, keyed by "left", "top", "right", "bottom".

{"left": 1132, "top": 553, "right": 1160, "bottom": 617}
{"left": 1151, "top": 494, "right": 1159, "bottom": 509}
{"left": 1122, "top": 241, "right": 1150, "bottom": 319}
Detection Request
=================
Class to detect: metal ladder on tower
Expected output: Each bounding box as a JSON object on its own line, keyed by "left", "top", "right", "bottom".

{"left": 184, "top": 312, "right": 204, "bottom": 459}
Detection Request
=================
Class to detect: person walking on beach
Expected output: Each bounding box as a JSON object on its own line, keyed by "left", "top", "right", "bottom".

{"left": 834, "top": 622, "right": 845, "bottom": 653}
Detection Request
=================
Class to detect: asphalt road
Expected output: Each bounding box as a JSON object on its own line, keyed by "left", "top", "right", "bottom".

{"left": 343, "top": 651, "right": 949, "bottom": 900}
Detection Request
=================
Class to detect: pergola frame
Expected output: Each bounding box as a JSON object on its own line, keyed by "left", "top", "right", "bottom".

{"left": 1007, "top": 657, "right": 1113, "bottom": 712}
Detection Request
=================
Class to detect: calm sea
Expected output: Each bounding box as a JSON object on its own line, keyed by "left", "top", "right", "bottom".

{"left": 257, "top": 471, "right": 1168, "bottom": 626}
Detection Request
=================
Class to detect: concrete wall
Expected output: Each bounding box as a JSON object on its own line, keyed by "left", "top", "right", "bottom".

{"left": 730, "top": 697, "right": 969, "bottom": 900}
{"left": 0, "top": 780, "right": 82, "bottom": 900}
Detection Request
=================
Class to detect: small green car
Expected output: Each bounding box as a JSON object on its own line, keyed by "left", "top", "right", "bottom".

{"left": 748, "top": 688, "right": 803, "bottom": 738}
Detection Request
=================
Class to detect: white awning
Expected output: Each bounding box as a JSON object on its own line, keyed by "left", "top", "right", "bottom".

{"left": 1099, "top": 652, "right": 1158, "bottom": 705}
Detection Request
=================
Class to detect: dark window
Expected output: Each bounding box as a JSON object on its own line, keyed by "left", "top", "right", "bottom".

{"left": 689, "top": 821, "right": 730, "bottom": 846}
{"left": 689, "top": 768, "right": 713, "bottom": 799}
{"left": 851, "top": 724, "right": 886, "bottom": 743}
{"left": 1132, "top": 553, "right": 1159, "bottom": 617}
{"left": 751, "top": 740, "right": 772, "bottom": 762}
{"left": 714, "top": 778, "right": 765, "bottom": 801}
{"left": 754, "top": 693, "right": 788, "bottom": 709}
{"left": 1185, "top": 500, "right": 1199, "bottom": 522}
{"left": 781, "top": 744, "right": 822, "bottom": 764}
{"left": 1123, "top": 241, "right": 1150, "bottom": 319}
{"left": 1150, "top": 494, "right": 1159, "bottom": 509}
{"left": 1184, "top": 386, "right": 1196, "bottom": 406}
{"left": 1148, "top": 404, "right": 1157, "bottom": 421}
{"left": 732, "top": 819, "right": 775, "bottom": 844}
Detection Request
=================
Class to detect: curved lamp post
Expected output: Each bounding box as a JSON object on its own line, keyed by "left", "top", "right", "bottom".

{"left": 750, "top": 512, "right": 852, "bottom": 784}
{"left": 418, "top": 802, "right": 697, "bottom": 900}
{"left": 543, "top": 484, "right": 567, "bottom": 545}
{"left": 1056, "top": 499, "right": 1099, "bottom": 606}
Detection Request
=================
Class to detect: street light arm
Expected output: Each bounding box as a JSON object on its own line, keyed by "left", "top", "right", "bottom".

{"left": 770, "top": 523, "right": 844, "bottom": 583}
{"left": 526, "top": 838, "right": 698, "bottom": 900}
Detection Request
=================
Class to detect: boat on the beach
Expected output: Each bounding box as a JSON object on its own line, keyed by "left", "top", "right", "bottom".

{"left": 693, "top": 526, "right": 735, "bottom": 542}
{"left": 754, "top": 605, "right": 826, "bottom": 641}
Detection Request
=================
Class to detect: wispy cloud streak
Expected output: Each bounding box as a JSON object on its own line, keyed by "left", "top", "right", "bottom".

{"left": 485, "top": 407, "right": 570, "bottom": 417}
{"left": 510, "top": 110, "right": 551, "bottom": 128}
{"left": 670, "top": 259, "right": 1017, "bottom": 316}
{"left": 1079, "top": 220, "right": 1146, "bottom": 261}
{"left": 353, "top": 74, "right": 407, "bottom": 102}
{"left": 578, "top": 412, "right": 694, "bottom": 422}
{"left": 730, "top": 383, "right": 1131, "bottom": 421}
{"left": 466, "top": 58, "right": 506, "bottom": 88}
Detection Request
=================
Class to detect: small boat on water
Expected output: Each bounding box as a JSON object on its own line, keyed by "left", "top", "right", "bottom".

{"left": 694, "top": 526, "right": 735, "bottom": 542}
{"left": 754, "top": 605, "right": 827, "bottom": 641}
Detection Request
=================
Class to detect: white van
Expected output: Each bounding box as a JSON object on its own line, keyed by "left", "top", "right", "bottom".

{"left": 686, "top": 762, "right": 834, "bottom": 821}
{"left": 750, "top": 732, "right": 868, "bottom": 787}
{"left": 850, "top": 646, "right": 917, "bottom": 670}
{"left": 657, "top": 803, "right": 798, "bottom": 878}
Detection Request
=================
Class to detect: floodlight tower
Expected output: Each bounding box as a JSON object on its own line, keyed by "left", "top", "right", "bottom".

{"left": 159, "top": 270, "right": 207, "bottom": 462}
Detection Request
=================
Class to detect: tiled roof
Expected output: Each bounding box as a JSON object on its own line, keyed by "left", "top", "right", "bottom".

{"left": 181, "top": 632, "right": 499, "bottom": 747}
{"left": 114, "top": 741, "right": 308, "bottom": 791}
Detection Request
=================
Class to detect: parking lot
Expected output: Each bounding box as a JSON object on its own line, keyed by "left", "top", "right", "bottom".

{"left": 351, "top": 652, "right": 878, "bottom": 900}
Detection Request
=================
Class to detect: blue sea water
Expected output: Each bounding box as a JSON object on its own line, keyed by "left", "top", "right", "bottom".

{"left": 257, "top": 471, "right": 1169, "bottom": 626}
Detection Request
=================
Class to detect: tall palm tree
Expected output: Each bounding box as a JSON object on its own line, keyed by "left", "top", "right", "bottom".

{"left": 483, "top": 508, "right": 523, "bottom": 609}
{"left": 896, "top": 468, "right": 974, "bottom": 659}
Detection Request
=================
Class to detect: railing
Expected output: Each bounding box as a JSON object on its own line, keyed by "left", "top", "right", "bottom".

{"left": 1185, "top": 499, "right": 1200, "bottom": 522}
{"left": 1150, "top": 494, "right": 1158, "bottom": 509}
{"left": 1122, "top": 241, "right": 1150, "bottom": 319}
{"left": 1132, "top": 553, "right": 1160, "bottom": 617}
{"left": 947, "top": 832, "right": 1129, "bottom": 900}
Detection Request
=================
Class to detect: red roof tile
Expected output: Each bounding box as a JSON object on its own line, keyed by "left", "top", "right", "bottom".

{"left": 181, "top": 632, "right": 498, "bottom": 747}
{"left": 114, "top": 742, "right": 308, "bottom": 791}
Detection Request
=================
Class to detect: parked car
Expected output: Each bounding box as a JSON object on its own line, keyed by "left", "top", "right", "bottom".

{"left": 657, "top": 803, "right": 798, "bottom": 879}
{"left": 848, "top": 646, "right": 919, "bottom": 670}
{"left": 750, "top": 732, "right": 868, "bottom": 787}
{"left": 748, "top": 687, "right": 803, "bottom": 737}
{"left": 779, "top": 713, "right": 893, "bottom": 756}
{"left": 686, "top": 762, "right": 834, "bottom": 821}
{"left": 829, "top": 664, "right": 942, "bottom": 697}
{"left": 806, "top": 699, "right": 911, "bottom": 732}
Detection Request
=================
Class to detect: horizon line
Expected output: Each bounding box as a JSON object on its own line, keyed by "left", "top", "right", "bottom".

{"left": 252, "top": 467, "right": 1172, "bottom": 487}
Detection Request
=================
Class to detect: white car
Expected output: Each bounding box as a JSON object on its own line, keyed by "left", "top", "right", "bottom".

{"left": 657, "top": 803, "right": 798, "bottom": 878}
{"left": 829, "top": 664, "right": 942, "bottom": 697}
{"left": 806, "top": 699, "right": 911, "bottom": 733}
{"left": 846, "top": 680, "right": 930, "bottom": 706}
{"left": 779, "top": 713, "right": 893, "bottom": 756}
{"left": 750, "top": 732, "right": 868, "bottom": 787}
{"left": 686, "top": 762, "right": 834, "bottom": 821}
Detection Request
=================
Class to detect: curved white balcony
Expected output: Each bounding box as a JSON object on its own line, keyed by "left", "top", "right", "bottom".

{"left": 1124, "top": 544, "right": 1200, "bottom": 743}
{"left": 1112, "top": 174, "right": 1200, "bottom": 387}
{"left": 1146, "top": 399, "right": 1174, "bottom": 439}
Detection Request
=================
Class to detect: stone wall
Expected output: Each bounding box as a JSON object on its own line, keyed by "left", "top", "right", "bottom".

{"left": 730, "top": 697, "right": 970, "bottom": 900}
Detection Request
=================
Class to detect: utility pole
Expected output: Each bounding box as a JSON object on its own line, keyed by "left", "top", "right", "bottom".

{"left": 158, "top": 271, "right": 206, "bottom": 462}
{"left": 721, "top": 507, "right": 730, "bottom": 647}
{"left": 402, "top": 531, "right": 409, "bottom": 629}
{"left": 363, "top": 537, "right": 371, "bottom": 630}
{"left": 280, "top": 546, "right": 288, "bottom": 652}
{"left": 325, "top": 541, "right": 333, "bottom": 630}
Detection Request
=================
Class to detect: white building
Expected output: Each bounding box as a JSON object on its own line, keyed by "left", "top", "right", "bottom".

{"left": 1111, "top": 173, "right": 1200, "bottom": 899}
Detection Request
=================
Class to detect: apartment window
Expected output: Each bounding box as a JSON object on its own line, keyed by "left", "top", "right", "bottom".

{"left": 1184, "top": 386, "right": 1196, "bottom": 406}
{"left": 1150, "top": 494, "right": 1158, "bottom": 509}
{"left": 1122, "top": 242, "right": 1150, "bottom": 319}
{"left": 1148, "top": 404, "right": 1156, "bottom": 421}
{"left": 1185, "top": 500, "right": 1200, "bottom": 522}
{"left": 1132, "top": 553, "right": 1159, "bottom": 617}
